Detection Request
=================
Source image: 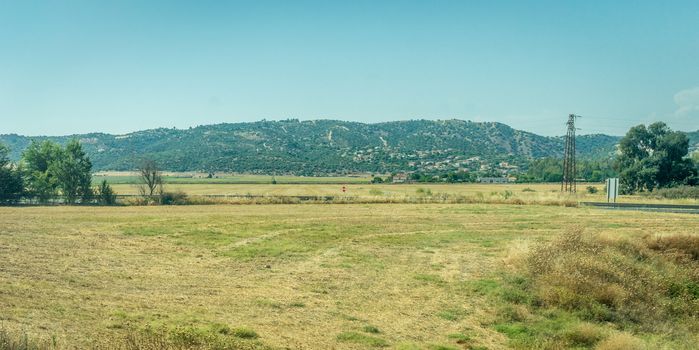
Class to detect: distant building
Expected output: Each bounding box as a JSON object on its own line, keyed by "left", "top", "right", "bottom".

{"left": 478, "top": 177, "right": 510, "bottom": 184}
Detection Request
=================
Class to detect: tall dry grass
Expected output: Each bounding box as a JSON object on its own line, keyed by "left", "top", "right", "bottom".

{"left": 527, "top": 228, "right": 699, "bottom": 326}
{"left": 120, "top": 192, "right": 579, "bottom": 207}
{"left": 496, "top": 227, "right": 699, "bottom": 348}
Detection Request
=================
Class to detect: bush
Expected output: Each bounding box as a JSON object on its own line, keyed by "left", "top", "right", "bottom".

{"left": 587, "top": 186, "right": 599, "bottom": 194}
{"left": 96, "top": 180, "right": 117, "bottom": 205}
{"left": 160, "top": 191, "right": 188, "bottom": 205}
{"left": 495, "top": 228, "right": 699, "bottom": 348}
{"left": 645, "top": 235, "right": 699, "bottom": 261}
{"left": 646, "top": 186, "right": 699, "bottom": 200}
{"left": 526, "top": 229, "right": 672, "bottom": 324}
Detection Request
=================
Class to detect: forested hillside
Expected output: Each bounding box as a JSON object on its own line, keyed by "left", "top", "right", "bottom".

{"left": 1, "top": 119, "right": 628, "bottom": 174}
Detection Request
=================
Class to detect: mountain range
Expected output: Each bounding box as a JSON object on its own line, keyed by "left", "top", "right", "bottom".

{"left": 1, "top": 120, "right": 697, "bottom": 175}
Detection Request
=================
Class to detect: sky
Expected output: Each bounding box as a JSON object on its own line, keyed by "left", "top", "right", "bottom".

{"left": 0, "top": 1, "right": 697, "bottom": 137}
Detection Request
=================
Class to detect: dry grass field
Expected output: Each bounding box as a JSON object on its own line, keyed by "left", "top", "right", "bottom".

{"left": 94, "top": 173, "right": 372, "bottom": 185}
{"left": 2, "top": 203, "right": 698, "bottom": 349}
{"left": 108, "top": 182, "right": 699, "bottom": 205}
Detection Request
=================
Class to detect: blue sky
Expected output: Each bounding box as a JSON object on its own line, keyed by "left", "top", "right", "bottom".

{"left": 1, "top": 0, "right": 697, "bottom": 136}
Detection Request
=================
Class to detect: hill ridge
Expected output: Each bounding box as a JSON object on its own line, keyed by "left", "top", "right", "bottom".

{"left": 2, "top": 119, "right": 696, "bottom": 174}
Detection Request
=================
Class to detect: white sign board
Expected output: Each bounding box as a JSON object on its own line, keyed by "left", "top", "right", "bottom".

{"left": 606, "top": 178, "right": 619, "bottom": 203}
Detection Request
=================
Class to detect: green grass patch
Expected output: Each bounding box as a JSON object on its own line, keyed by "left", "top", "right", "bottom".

{"left": 469, "top": 279, "right": 500, "bottom": 295}
{"left": 363, "top": 325, "right": 381, "bottom": 334}
{"left": 428, "top": 345, "right": 459, "bottom": 350}
{"left": 436, "top": 308, "right": 466, "bottom": 321}
{"left": 336, "top": 332, "right": 388, "bottom": 347}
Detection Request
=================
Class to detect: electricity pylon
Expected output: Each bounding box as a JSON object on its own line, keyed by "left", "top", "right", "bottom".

{"left": 561, "top": 114, "right": 580, "bottom": 193}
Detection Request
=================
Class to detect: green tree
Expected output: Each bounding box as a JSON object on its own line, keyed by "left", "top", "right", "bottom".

{"left": 22, "top": 139, "right": 94, "bottom": 204}
{"left": 22, "top": 140, "right": 62, "bottom": 202}
{"left": 615, "top": 122, "right": 697, "bottom": 193}
{"left": 53, "top": 140, "right": 93, "bottom": 204}
{"left": 0, "top": 143, "right": 24, "bottom": 204}
{"left": 96, "top": 179, "right": 117, "bottom": 205}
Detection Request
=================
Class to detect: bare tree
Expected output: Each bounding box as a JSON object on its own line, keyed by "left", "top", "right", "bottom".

{"left": 137, "top": 159, "right": 163, "bottom": 198}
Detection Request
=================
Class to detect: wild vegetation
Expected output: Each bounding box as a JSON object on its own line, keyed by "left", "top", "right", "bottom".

{"left": 616, "top": 122, "right": 698, "bottom": 193}
{"left": 1, "top": 140, "right": 94, "bottom": 204}
{"left": 0, "top": 143, "right": 23, "bottom": 204}
{"left": 1, "top": 140, "right": 176, "bottom": 205}
{"left": 1, "top": 204, "right": 697, "bottom": 349}
{"left": 493, "top": 228, "right": 699, "bottom": 349}
{"left": 519, "top": 158, "right": 617, "bottom": 183}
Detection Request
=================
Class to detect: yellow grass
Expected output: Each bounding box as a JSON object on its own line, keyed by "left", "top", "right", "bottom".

{"left": 1, "top": 204, "right": 698, "bottom": 349}
{"left": 109, "top": 182, "right": 699, "bottom": 205}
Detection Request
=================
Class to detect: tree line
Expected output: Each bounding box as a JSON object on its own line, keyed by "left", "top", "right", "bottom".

{"left": 519, "top": 158, "right": 617, "bottom": 183}
{"left": 616, "top": 122, "right": 697, "bottom": 193}
{"left": 0, "top": 140, "right": 116, "bottom": 204}
{"left": 0, "top": 139, "right": 177, "bottom": 205}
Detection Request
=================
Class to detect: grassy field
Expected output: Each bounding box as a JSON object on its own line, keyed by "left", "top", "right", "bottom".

{"left": 107, "top": 182, "right": 699, "bottom": 205}
{"left": 2, "top": 204, "right": 698, "bottom": 349}
{"left": 95, "top": 173, "right": 699, "bottom": 205}
{"left": 94, "top": 173, "right": 371, "bottom": 185}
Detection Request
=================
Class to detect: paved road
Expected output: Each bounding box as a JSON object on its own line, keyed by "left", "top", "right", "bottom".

{"left": 582, "top": 202, "right": 699, "bottom": 215}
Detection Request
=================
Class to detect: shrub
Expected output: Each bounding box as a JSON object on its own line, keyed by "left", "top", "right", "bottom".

{"left": 587, "top": 186, "right": 599, "bottom": 194}
{"left": 495, "top": 228, "right": 699, "bottom": 348}
{"left": 96, "top": 179, "right": 117, "bottom": 205}
{"left": 646, "top": 186, "right": 699, "bottom": 199}
{"left": 645, "top": 235, "right": 699, "bottom": 261}
{"left": 526, "top": 229, "right": 664, "bottom": 323}
{"left": 160, "top": 191, "right": 188, "bottom": 205}
{"left": 522, "top": 188, "right": 536, "bottom": 192}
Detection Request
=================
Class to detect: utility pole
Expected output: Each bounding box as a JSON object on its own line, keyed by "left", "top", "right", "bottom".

{"left": 561, "top": 114, "right": 580, "bottom": 193}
